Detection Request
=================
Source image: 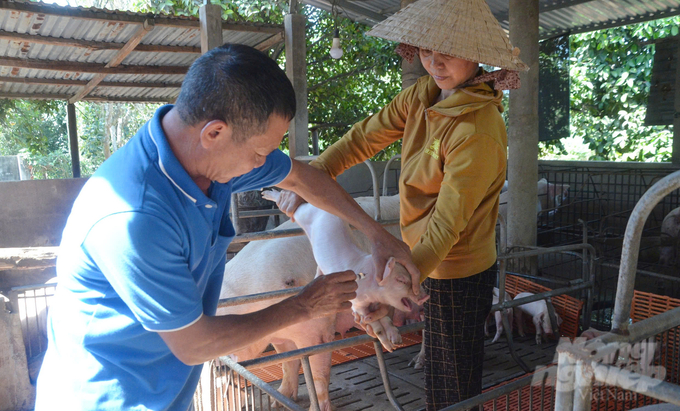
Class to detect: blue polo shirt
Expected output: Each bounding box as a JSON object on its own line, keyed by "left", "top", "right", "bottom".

{"left": 35, "top": 105, "right": 292, "bottom": 411}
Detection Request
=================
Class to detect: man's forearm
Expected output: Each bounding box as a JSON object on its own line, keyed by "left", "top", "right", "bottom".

{"left": 277, "top": 160, "right": 384, "bottom": 241}
{"left": 159, "top": 295, "right": 309, "bottom": 366}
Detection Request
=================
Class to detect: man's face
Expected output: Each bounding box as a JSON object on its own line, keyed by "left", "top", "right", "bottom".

{"left": 211, "top": 114, "right": 290, "bottom": 182}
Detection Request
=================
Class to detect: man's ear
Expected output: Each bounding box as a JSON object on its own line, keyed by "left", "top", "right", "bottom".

{"left": 199, "top": 120, "right": 231, "bottom": 150}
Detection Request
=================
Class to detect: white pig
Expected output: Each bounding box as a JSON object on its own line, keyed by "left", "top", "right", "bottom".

{"left": 513, "top": 292, "right": 562, "bottom": 345}
{"left": 485, "top": 287, "right": 514, "bottom": 344}
{"left": 659, "top": 207, "right": 680, "bottom": 268}
{"left": 261, "top": 189, "right": 429, "bottom": 350}
{"left": 216, "top": 194, "right": 427, "bottom": 411}
{"left": 498, "top": 179, "right": 570, "bottom": 222}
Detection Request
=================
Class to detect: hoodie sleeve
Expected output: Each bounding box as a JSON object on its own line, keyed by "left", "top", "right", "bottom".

{"left": 311, "top": 86, "right": 415, "bottom": 178}
{"left": 411, "top": 133, "right": 506, "bottom": 282}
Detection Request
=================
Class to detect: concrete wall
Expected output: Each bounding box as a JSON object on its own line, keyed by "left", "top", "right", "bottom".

{"left": 0, "top": 179, "right": 87, "bottom": 290}
{"left": 0, "top": 299, "right": 35, "bottom": 411}
{"left": 0, "top": 156, "right": 29, "bottom": 182}
{"left": 0, "top": 178, "right": 87, "bottom": 248}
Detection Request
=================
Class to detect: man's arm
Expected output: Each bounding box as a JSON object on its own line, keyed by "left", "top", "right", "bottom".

{"left": 275, "top": 160, "right": 420, "bottom": 294}
{"left": 158, "top": 270, "right": 356, "bottom": 365}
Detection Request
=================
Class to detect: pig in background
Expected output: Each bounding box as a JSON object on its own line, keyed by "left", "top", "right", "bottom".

{"left": 513, "top": 292, "right": 563, "bottom": 345}
{"left": 498, "top": 178, "right": 570, "bottom": 223}
{"left": 216, "top": 194, "right": 424, "bottom": 411}
{"left": 659, "top": 206, "right": 680, "bottom": 268}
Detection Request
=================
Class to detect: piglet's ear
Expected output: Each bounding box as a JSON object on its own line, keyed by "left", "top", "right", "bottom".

{"left": 380, "top": 257, "right": 396, "bottom": 284}
{"left": 315, "top": 267, "right": 324, "bottom": 278}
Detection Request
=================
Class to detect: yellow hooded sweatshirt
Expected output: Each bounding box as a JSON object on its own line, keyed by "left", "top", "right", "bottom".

{"left": 312, "top": 75, "right": 507, "bottom": 282}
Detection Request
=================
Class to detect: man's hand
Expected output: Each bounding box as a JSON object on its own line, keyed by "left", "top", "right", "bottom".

{"left": 293, "top": 270, "right": 357, "bottom": 321}
{"left": 274, "top": 189, "right": 305, "bottom": 221}
{"left": 352, "top": 303, "right": 390, "bottom": 338}
{"left": 370, "top": 233, "right": 421, "bottom": 295}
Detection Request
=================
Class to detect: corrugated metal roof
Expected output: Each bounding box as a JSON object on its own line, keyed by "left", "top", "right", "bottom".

{"left": 0, "top": 0, "right": 284, "bottom": 103}
{"left": 303, "top": 0, "right": 680, "bottom": 39}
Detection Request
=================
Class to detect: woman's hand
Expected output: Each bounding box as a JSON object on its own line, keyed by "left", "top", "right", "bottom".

{"left": 275, "top": 190, "right": 305, "bottom": 221}
{"left": 370, "top": 233, "right": 421, "bottom": 295}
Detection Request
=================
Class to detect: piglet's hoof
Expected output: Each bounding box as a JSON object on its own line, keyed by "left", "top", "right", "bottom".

{"left": 408, "top": 352, "right": 424, "bottom": 369}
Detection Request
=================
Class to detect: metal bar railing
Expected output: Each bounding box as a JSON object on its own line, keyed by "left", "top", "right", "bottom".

{"left": 218, "top": 355, "right": 304, "bottom": 411}
{"left": 439, "top": 366, "right": 556, "bottom": 411}
{"left": 611, "top": 169, "right": 680, "bottom": 335}
{"left": 554, "top": 169, "right": 680, "bottom": 411}
{"left": 237, "top": 322, "right": 423, "bottom": 370}
{"left": 382, "top": 154, "right": 401, "bottom": 197}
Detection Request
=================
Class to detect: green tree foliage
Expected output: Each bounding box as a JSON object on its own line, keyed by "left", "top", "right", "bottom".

{"left": 304, "top": 8, "right": 401, "bottom": 158}
{"left": 0, "top": 99, "right": 71, "bottom": 179}
{"left": 1, "top": 1, "right": 677, "bottom": 180}
{"left": 77, "top": 102, "right": 160, "bottom": 176}
{"left": 135, "top": 0, "right": 403, "bottom": 159}
{"left": 542, "top": 16, "right": 678, "bottom": 161}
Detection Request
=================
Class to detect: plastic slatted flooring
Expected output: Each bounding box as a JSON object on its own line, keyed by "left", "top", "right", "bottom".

{"left": 264, "top": 335, "right": 558, "bottom": 411}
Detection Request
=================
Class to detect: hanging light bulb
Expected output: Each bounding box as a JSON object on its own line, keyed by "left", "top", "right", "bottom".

{"left": 330, "top": 28, "right": 343, "bottom": 59}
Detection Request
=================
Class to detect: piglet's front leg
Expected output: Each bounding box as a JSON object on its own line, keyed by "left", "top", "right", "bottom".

{"left": 355, "top": 305, "right": 402, "bottom": 352}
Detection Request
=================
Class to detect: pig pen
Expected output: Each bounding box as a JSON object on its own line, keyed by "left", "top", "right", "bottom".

{"left": 192, "top": 164, "right": 598, "bottom": 411}
{"left": 507, "top": 161, "right": 680, "bottom": 331}
{"left": 193, "top": 238, "right": 595, "bottom": 411}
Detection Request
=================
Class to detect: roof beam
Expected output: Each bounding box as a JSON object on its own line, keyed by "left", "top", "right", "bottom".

{"left": 69, "top": 20, "right": 155, "bottom": 103}
{"left": 0, "top": 56, "right": 188, "bottom": 75}
{"left": 0, "top": 91, "right": 174, "bottom": 103}
{"left": 0, "top": 29, "right": 201, "bottom": 54}
{"left": 323, "top": 0, "right": 386, "bottom": 23}
{"left": 254, "top": 32, "right": 284, "bottom": 52}
{"left": 0, "top": 1, "right": 283, "bottom": 32}
{"left": 539, "top": 6, "right": 680, "bottom": 40}
{"left": 0, "top": 76, "right": 182, "bottom": 88}
{"left": 494, "top": 0, "right": 597, "bottom": 23}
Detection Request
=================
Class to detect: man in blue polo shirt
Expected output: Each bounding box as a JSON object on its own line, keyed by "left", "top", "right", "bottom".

{"left": 34, "top": 44, "right": 419, "bottom": 411}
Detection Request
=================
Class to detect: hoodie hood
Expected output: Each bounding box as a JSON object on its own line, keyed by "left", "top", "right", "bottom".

{"left": 417, "top": 74, "right": 504, "bottom": 118}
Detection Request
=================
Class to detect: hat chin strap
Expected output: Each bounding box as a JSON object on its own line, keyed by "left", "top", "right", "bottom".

{"left": 458, "top": 69, "right": 521, "bottom": 90}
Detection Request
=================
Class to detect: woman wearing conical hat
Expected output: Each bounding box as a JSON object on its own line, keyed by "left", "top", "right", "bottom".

{"left": 278, "top": 0, "right": 527, "bottom": 408}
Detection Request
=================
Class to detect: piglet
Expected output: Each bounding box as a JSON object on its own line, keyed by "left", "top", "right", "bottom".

{"left": 262, "top": 190, "right": 429, "bottom": 352}
{"left": 513, "top": 292, "right": 562, "bottom": 345}
{"left": 485, "top": 287, "right": 514, "bottom": 343}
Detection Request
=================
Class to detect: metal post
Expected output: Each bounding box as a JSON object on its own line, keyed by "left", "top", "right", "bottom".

{"left": 507, "top": 0, "right": 539, "bottom": 252}
{"left": 67, "top": 103, "right": 81, "bottom": 178}
{"left": 300, "top": 356, "right": 321, "bottom": 411}
{"left": 284, "top": 10, "right": 309, "bottom": 159}
{"left": 373, "top": 341, "right": 406, "bottom": 411}
{"left": 673, "top": 41, "right": 680, "bottom": 165}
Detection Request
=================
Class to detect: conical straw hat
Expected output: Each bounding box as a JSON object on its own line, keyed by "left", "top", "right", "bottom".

{"left": 366, "top": 0, "right": 528, "bottom": 72}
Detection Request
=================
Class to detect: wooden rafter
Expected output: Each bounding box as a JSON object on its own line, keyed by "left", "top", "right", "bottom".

{"left": 0, "top": 91, "right": 175, "bottom": 103}
{"left": 254, "top": 32, "right": 284, "bottom": 52}
{"left": 0, "top": 76, "right": 181, "bottom": 88}
{"left": 0, "top": 56, "right": 188, "bottom": 75}
{"left": 0, "top": 1, "right": 283, "bottom": 33}
{"left": 0, "top": 29, "right": 201, "bottom": 54}
{"left": 69, "top": 20, "right": 155, "bottom": 103}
